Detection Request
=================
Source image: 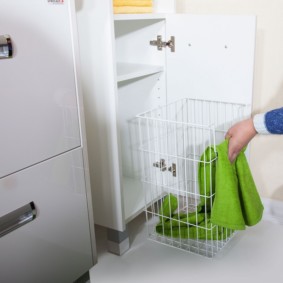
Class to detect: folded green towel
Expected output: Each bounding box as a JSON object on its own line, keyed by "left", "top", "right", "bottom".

{"left": 156, "top": 218, "right": 231, "bottom": 240}
{"left": 199, "top": 139, "right": 264, "bottom": 230}
{"left": 159, "top": 193, "right": 178, "bottom": 222}
{"left": 155, "top": 194, "right": 231, "bottom": 240}
{"left": 160, "top": 213, "right": 206, "bottom": 229}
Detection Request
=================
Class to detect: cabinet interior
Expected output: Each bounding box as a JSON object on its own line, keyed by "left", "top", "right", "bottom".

{"left": 114, "top": 18, "right": 167, "bottom": 222}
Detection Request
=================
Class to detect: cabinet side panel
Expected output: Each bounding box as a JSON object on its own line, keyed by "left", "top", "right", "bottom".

{"left": 76, "top": 0, "right": 125, "bottom": 231}
{"left": 70, "top": 0, "right": 97, "bottom": 263}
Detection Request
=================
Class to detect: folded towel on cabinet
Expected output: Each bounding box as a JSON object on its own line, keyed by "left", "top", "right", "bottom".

{"left": 113, "top": 6, "right": 153, "bottom": 14}
{"left": 113, "top": 0, "right": 153, "bottom": 7}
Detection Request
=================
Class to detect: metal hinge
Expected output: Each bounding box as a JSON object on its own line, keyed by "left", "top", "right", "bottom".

{"left": 153, "top": 159, "right": 177, "bottom": 177}
{"left": 153, "top": 159, "right": 167, "bottom": 171}
{"left": 168, "top": 163, "right": 176, "bottom": 177}
{"left": 150, "top": 35, "right": 175, "bottom": 52}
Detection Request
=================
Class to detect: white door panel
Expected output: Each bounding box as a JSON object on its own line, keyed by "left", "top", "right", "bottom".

{"left": 166, "top": 15, "right": 256, "bottom": 104}
{"left": 0, "top": 0, "right": 81, "bottom": 178}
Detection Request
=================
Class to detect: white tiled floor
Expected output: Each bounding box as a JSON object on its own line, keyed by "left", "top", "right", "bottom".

{"left": 90, "top": 212, "right": 283, "bottom": 283}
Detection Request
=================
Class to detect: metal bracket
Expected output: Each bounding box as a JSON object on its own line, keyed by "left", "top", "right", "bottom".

{"left": 153, "top": 159, "right": 176, "bottom": 176}
{"left": 150, "top": 35, "right": 175, "bottom": 52}
{"left": 168, "top": 163, "right": 176, "bottom": 177}
{"left": 153, "top": 159, "right": 167, "bottom": 171}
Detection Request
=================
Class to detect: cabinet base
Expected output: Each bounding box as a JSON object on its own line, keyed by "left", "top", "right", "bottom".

{"left": 107, "top": 228, "right": 129, "bottom": 255}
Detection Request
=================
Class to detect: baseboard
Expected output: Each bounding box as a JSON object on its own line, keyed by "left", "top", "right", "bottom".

{"left": 261, "top": 197, "right": 283, "bottom": 224}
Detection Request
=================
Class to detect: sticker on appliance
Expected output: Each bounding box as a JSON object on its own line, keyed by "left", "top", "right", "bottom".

{"left": 47, "top": 0, "right": 64, "bottom": 4}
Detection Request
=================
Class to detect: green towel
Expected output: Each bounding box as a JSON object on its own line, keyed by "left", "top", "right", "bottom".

{"left": 154, "top": 139, "right": 263, "bottom": 241}
{"left": 155, "top": 194, "right": 231, "bottom": 240}
{"left": 159, "top": 193, "right": 178, "bottom": 222}
{"left": 198, "top": 146, "right": 217, "bottom": 211}
{"left": 156, "top": 218, "right": 231, "bottom": 240}
{"left": 161, "top": 212, "right": 206, "bottom": 229}
{"left": 199, "top": 139, "right": 264, "bottom": 230}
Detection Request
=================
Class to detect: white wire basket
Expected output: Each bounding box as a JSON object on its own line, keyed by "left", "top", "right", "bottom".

{"left": 136, "top": 98, "right": 249, "bottom": 258}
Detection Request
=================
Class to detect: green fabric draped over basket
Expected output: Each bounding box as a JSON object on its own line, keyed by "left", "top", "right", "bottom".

{"left": 155, "top": 139, "right": 264, "bottom": 239}
{"left": 201, "top": 139, "right": 264, "bottom": 230}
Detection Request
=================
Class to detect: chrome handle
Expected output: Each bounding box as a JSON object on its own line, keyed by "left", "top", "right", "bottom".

{"left": 0, "top": 202, "right": 37, "bottom": 237}
{"left": 0, "top": 34, "right": 13, "bottom": 59}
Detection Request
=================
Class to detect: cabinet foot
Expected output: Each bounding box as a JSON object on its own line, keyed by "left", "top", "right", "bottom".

{"left": 107, "top": 228, "right": 129, "bottom": 255}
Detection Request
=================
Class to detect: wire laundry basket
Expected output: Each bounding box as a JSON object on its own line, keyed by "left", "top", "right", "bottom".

{"left": 136, "top": 98, "right": 249, "bottom": 258}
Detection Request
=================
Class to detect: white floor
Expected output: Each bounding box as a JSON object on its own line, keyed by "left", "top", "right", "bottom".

{"left": 89, "top": 209, "right": 283, "bottom": 283}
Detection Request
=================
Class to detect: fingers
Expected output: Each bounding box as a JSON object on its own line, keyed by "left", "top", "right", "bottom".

{"left": 227, "top": 137, "right": 241, "bottom": 163}
{"left": 225, "top": 118, "right": 257, "bottom": 163}
{"left": 226, "top": 135, "right": 238, "bottom": 163}
{"left": 225, "top": 133, "right": 235, "bottom": 162}
{"left": 225, "top": 131, "right": 232, "bottom": 140}
{"left": 229, "top": 152, "right": 237, "bottom": 163}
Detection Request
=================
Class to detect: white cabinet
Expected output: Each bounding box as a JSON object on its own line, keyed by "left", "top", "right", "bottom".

{"left": 0, "top": 1, "right": 96, "bottom": 282}
{"left": 76, "top": 0, "right": 255, "bottom": 254}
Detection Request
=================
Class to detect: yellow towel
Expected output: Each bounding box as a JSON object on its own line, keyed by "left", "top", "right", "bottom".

{"left": 113, "top": 6, "right": 153, "bottom": 14}
{"left": 113, "top": 0, "right": 152, "bottom": 7}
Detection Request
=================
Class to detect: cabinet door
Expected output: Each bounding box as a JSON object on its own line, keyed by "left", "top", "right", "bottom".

{"left": 0, "top": 0, "right": 81, "bottom": 178}
{"left": 0, "top": 149, "right": 93, "bottom": 283}
{"left": 165, "top": 15, "right": 256, "bottom": 104}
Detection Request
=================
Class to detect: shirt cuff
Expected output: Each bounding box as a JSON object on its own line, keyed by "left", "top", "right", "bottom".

{"left": 253, "top": 113, "right": 270, "bottom": 134}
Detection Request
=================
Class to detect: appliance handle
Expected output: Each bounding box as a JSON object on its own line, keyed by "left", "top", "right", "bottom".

{"left": 0, "top": 202, "right": 37, "bottom": 237}
{"left": 0, "top": 35, "right": 13, "bottom": 59}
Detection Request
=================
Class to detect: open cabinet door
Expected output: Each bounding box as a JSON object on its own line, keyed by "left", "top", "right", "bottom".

{"left": 165, "top": 15, "right": 256, "bottom": 105}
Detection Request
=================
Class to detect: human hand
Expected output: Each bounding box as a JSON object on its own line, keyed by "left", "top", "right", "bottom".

{"left": 225, "top": 118, "right": 257, "bottom": 163}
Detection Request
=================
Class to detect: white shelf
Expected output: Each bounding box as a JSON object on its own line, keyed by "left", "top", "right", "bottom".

{"left": 117, "top": 62, "right": 164, "bottom": 82}
{"left": 114, "top": 13, "right": 166, "bottom": 21}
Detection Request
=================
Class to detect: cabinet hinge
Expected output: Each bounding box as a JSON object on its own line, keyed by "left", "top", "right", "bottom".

{"left": 150, "top": 35, "right": 175, "bottom": 52}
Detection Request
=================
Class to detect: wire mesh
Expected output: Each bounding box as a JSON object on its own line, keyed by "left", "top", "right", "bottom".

{"left": 137, "top": 98, "right": 248, "bottom": 258}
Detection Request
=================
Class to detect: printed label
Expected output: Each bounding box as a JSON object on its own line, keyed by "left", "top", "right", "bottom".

{"left": 48, "top": 0, "right": 64, "bottom": 4}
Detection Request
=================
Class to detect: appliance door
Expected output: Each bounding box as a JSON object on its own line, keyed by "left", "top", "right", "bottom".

{"left": 0, "top": 148, "right": 93, "bottom": 283}
{"left": 0, "top": 0, "right": 81, "bottom": 178}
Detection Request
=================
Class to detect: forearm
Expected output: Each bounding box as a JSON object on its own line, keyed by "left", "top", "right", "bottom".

{"left": 226, "top": 106, "right": 283, "bottom": 162}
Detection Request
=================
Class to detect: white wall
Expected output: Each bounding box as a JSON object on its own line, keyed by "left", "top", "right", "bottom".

{"left": 176, "top": 0, "right": 283, "bottom": 200}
